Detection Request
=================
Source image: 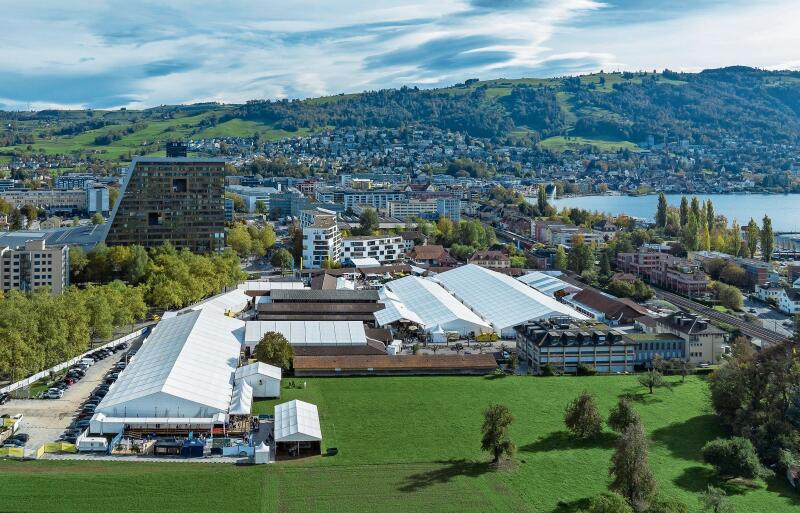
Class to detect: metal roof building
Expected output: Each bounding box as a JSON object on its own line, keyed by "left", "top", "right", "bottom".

{"left": 432, "top": 264, "right": 587, "bottom": 337}
{"left": 243, "top": 320, "right": 368, "bottom": 349}
{"left": 517, "top": 271, "right": 580, "bottom": 298}
{"left": 95, "top": 309, "right": 244, "bottom": 418}
{"left": 375, "top": 276, "right": 491, "bottom": 335}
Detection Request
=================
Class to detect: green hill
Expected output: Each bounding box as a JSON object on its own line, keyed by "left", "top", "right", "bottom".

{"left": 3, "top": 66, "right": 800, "bottom": 163}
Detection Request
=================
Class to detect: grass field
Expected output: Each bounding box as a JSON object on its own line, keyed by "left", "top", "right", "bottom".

{"left": 539, "top": 135, "right": 640, "bottom": 153}
{"left": 1, "top": 375, "right": 798, "bottom": 513}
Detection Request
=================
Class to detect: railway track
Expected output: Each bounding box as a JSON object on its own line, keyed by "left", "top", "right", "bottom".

{"left": 653, "top": 289, "right": 789, "bottom": 345}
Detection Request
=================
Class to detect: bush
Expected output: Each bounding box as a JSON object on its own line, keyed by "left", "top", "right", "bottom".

{"left": 564, "top": 391, "right": 603, "bottom": 439}
{"left": 586, "top": 492, "right": 633, "bottom": 513}
{"left": 702, "top": 437, "right": 770, "bottom": 479}
{"left": 540, "top": 364, "right": 555, "bottom": 376}
{"left": 608, "top": 398, "right": 640, "bottom": 434}
{"left": 644, "top": 495, "right": 689, "bottom": 513}
{"left": 576, "top": 363, "right": 597, "bottom": 376}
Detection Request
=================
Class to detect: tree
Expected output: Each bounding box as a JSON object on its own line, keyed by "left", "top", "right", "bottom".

{"left": 680, "top": 214, "right": 699, "bottom": 251}
{"left": 586, "top": 493, "right": 633, "bottom": 513}
{"left": 608, "top": 398, "right": 640, "bottom": 434}
{"left": 679, "top": 196, "right": 689, "bottom": 227}
{"left": 599, "top": 251, "right": 612, "bottom": 277}
{"left": 745, "top": 218, "right": 759, "bottom": 258}
{"left": 554, "top": 245, "right": 568, "bottom": 270}
{"left": 537, "top": 184, "right": 549, "bottom": 214}
{"left": 760, "top": 215, "right": 774, "bottom": 262}
{"left": 727, "top": 220, "right": 741, "bottom": 256}
{"left": 717, "top": 283, "right": 743, "bottom": 311}
{"left": 228, "top": 223, "right": 253, "bottom": 257}
{"left": 609, "top": 420, "right": 656, "bottom": 512}
{"left": 702, "top": 486, "right": 735, "bottom": 513}
{"left": 668, "top": 358, "right": 695, "bottom": 383}
{"left": 638, "top": 370, "right": 667, "bottom": 394}
{"left": 699, "top": 217, "right": 711, "bottom": 251}
{"left": 91, "top": 212, "right": 105, "bottom": 225}
{"left": 564, "top": 390, "right": 603, "bottom": 439}
{"left": 356, "top": 208, "right": 379, "bottom": 235}
{"left": 655, "top": 193, "right": 667, "bottom": 229}
{"left": 254, "top": 331, "right": 293, "bottom": 370}
{"left": 690, "top": 196, "right": 701, "bottom": 223}
{"left": 480, "top": 403, "right": 515, "bottom": 464}
{"left": 706, "top": 199, "right": 715, "bottom": 230}
{"left": 702, "top": 437, "right": 769, "bottom": 479}
{"left": 569, "top": 236, "right": 594, "bottom": 275}
{"left": 271, "top": 248, "right": 293, "bottom": 274}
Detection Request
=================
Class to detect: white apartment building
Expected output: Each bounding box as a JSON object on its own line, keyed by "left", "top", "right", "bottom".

{"left": 388, "top": 199, "right": 437, "bottom": 219}
{"left": 0, "top": 240, "right": 70, "bottom": 293}
{"left": 777, "top": 288, "right": 800, "bottom": 315}
{"left": 301, "top": 209, "right": 342, "bottom": 268}
{"left": 342, "top": 235, "right": 404, "bottom": 265}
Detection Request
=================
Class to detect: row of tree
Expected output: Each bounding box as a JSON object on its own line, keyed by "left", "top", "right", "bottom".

{"left": 70, "top": 242, "right": 246, "bottom": 310}
{"left": 655, "top": 193, "right": 774, "bottom": 261}
{"left": 0, "top": 283, "right": 148, "bottom": 380}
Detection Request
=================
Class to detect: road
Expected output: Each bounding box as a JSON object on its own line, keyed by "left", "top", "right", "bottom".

{"left": 0, "top": 339, "right": 142, "bottom": 456}
{"left": 653, "top": 289, "right": 789, "bottom": 345}
{"left": 742, "top": 297, "right": 795, "bottom": 339}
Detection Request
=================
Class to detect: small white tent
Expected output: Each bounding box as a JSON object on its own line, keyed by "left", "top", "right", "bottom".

{"left": 254, "top": 441, "right": 271, "bottom": 464}
{"left": 274, "top": 399, "right": 322, "bottom": 458}
{"left": 234, "top": 362, "right": 281, "bottom": 398}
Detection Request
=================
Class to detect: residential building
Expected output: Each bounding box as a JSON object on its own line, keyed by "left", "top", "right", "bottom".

{"left": 618, "top": 248, "right": 708, "bottom": 297}
{"left": 755, "top": 282, "right": 784, "bottom": 302}
{"left": 623, "top": 333, "right": 687, "bottom": 366}
{"left": 691, "top": 251, "right": 772, "bottom": 286}
{"left": 0, "top": 189, "right": 87, "bottom": 214}
{"left": 55, "top": 173, "right": 96, "bottom": 190}
{"left": 515, "top": 318, "right": 635, "bottom": 374}
{"left": 468, "top": 250, "right": 510, "bottom": 269}
{"left": 342, "top": 235, "right": 403, "bottom": 265}
{"left": 436, "top": 197, "right": 462, "bottom": 222}
{"left": 777, "top": 288, "right": 800, "bottom": 315}
{"left": 104, "top": 157, "right": 227, "bottom": 253}
{"left": 400, "top": 231, "right": 427, "bottom": 252}
{"left": 654, "top": 312, "right": 726, "bottom": 364}
{"left": 0, "top": 239, "right": 69, "bottom": 293}
{"left": 316, "top": 189, "right": 408, "bottom": 211}
{"left": 166, "top": 141, "right": 188, "bottom": 158}
{"left": 301, "top": 208, "right": 342, "bottom": 268}
{"left": 388, "top": 199, "right": 437, "bottom": 219}
{"left": 407, "top": 244, "right": 457, "bottom": 267}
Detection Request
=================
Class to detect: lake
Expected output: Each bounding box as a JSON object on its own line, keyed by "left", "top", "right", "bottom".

{"left": 537, "top": 194, "right": 800, "bottom": 232}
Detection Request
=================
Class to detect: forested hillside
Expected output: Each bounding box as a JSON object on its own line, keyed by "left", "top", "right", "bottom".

{"left": 3, "top": 66, "right": 800, "bottom": 163}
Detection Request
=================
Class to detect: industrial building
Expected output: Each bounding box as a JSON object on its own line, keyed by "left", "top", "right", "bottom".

{"left": 104, "top": 157, "right": 227, "bottom": 253}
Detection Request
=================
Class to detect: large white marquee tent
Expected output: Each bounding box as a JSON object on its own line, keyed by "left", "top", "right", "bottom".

{"left": 375, "top": 275, "right": 491, "bottom": 336}
{"left": 95, "top": 309, "right": 244, "bottom": 418}
{"left": 432, "top": 264, "right": 587, "bottom": 337}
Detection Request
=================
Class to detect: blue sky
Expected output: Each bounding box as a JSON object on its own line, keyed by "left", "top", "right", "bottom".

{"left": 1, "top": 0, "right": 798, "bottom": 109}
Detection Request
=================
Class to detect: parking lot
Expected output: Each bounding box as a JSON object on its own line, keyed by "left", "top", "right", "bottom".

{"left": 0, "top": 340, "right": 140, "bottom": 456}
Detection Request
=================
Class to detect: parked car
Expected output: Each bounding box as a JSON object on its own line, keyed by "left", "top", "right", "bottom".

{"left": 2, "top": 440, "right": 24, "bottom": 448}
{"left": 105, "top": 377, "right": 116, "bottom": 385}
{"left": 43, "top": 389, "right": 64, "bottom": 399}
{"left": 79, "top": 358, "right": 95, "bottom": 367}
{"left": 115, "top": 343, "right": 128, "bottom": 351}
{"left": 72, "top": 419, "right": 90, "bottom": 429}
{"left": 0, "top": 392, "right": 10, "bottom": 405}
{"left": 94, "top": 390, "right": 107, "bottom": 398}
{"left": 63, "top": 435, "right": 78, "bottom": 444}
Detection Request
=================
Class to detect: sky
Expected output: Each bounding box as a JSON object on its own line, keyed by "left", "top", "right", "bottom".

{"left": 1, "top": 0, "right": 799, "bottom": 110}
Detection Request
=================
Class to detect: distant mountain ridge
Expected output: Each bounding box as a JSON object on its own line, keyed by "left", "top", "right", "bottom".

{"left": 2, "top": 66, "right": 800, "bottom": 161}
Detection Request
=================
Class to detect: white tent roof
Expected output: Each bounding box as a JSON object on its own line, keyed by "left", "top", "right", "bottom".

{"left": 186, "top": 289, "right": 251, "bottom": 316}
{"left": 229, "top": 380, "right": 253, "bottom": 415}
{"left": 348, "top": 257, "right": 381, "bottom": 268}
{"left": 244, "top": 320, "right": 367, "bottom": 346}
{"left": 375, "top": 275, "right": 491, "bottom": 334}
{"left": 97, "top": 309, "right": 244, "bottom": 415}
{"left": 238, "top": 281, "right": 307, "bottom": 292}
{"left": 235, "top": 361, "right": 282, "bottom": 381}
{"left": 431, "top": 264, "right": 587, "bottom": 331}
{"left": 274, "top": 400, "right": 322, "bottom": 442}
{"left": 517, "top": 271, "right": 579, "bottom": 297}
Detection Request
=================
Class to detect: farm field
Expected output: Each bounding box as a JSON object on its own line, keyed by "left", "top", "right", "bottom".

{"left": 1, "top": 375, "right": 798, "bottom": 513}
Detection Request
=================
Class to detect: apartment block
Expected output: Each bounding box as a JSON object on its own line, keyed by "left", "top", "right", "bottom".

{"left": 341, "top": 235, "right": 403, "bottom": 265}
{"left": 105, "top": 157, "right": 226, "bottom": 253}
{"left": 0, "top": 240, "right": 69, "bottom": 294}
{"left": 617, "top": 248, "right": 709, "bottom": 297}
{"left": 301, "top": 209, "right": 342, "bottom": 268}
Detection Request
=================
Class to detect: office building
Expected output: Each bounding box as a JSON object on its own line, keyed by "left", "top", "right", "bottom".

{"left": 166, "top": 141, "right": 188, "bottom": 158}
{"left": 55, "top": 173, "right": 96, "bottom": 190}
{"left": 105, "top": 157, "right": 226, "bottom": 253}
{"left": 86, "top": 185, "right": 110, "bottom": 215}
{"left": 0, "top": 239, "right": 69, "bottom": 293}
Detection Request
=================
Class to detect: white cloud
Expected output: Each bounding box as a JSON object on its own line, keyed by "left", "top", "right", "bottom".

{"left": 0, "top": 0, "right": 798, "bottom": 109}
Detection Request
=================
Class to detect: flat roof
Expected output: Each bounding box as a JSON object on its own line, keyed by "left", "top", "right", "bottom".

{"left": 244, "top": 320, "right": 367, "bottom": 346}
{"left": 293, "top": 354, "right": 498, "bottom": 371}
{"left": 270, "top": 289, "right": 379, "bottom": 302}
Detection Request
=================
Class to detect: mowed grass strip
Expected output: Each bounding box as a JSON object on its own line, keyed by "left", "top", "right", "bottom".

{"left": 2, "top": 375, "right": 799, "bottom": 513}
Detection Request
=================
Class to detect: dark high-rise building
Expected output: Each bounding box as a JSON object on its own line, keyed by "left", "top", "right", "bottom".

{"left": 166, "top": 141, "right": 188, "bottom": 158}
{"left": 104, "top": 157, "right": 226, "bottom": 253}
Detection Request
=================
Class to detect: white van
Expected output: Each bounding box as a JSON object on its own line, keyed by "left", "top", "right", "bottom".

{"left": 79, "top": 358, "right": 95, "bottom": 367}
